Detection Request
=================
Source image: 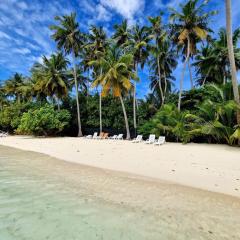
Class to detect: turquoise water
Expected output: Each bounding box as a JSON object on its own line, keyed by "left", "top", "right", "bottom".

{"left": 0, "top": 145, "right": 240, "bottom": 240}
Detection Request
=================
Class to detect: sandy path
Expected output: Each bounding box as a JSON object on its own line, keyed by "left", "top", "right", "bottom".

{"left": 0, "top": 136, "right": 240, "bottom": 198}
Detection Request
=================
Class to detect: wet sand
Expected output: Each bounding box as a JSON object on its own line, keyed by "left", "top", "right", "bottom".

{"left": 0, "top": 136, "right": 240, "bottom": 198}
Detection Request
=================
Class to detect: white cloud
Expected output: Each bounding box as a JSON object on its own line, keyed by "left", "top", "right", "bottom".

{"left": 0, "top": 31, "right": 11, "bottom": 40}
{"left": 13, "top": 47, "right": 31, "bottom": 55}
{"left": 100, "top": 0, "right": 145, "bottom": 23}
{"left": 96, "top": 4, "right": 112, "bottom": 21}
{"left": 16, "top": 1, "right": 28, "bottom": 10}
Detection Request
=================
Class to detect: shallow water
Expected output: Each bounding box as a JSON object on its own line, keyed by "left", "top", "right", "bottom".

{"left": 0, "top": 145, "right": 240, "bottom": 240}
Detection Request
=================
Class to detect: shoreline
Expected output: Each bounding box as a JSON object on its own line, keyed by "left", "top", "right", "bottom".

{"left": 0, "top": 135, "right": 240, "bottom": 198}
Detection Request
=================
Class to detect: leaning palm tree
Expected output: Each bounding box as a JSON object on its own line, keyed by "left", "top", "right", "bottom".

{"left": 225, "top": 0, "right": 240, "bottom": 128}
{"left": 169, "top": 0, "right": 217, "bottom": 111}
{"left": 129, "top": 25, "right": 150, "bottom": 135}
{"left": 92, "top": 46, "right": 137, "bottom": 140}
{"left": 50, "top": 12, "right": 84, "bottom": 136}
{"left": 32, "top": 52, "right": 69, "bottom": 110}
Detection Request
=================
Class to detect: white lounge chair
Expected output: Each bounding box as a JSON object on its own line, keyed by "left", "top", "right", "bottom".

{"left": 85, "top": 132, "right": 98, "bottom": 139}
{"left": 0, "top": 131, "right": 8, "bottom": 137}
{"left": 109, "top": 135, "right": 117, "bottom": 140}
{"left": 145, "top": 134, "right": 155, "bottom": 144}
{"left": 154, "top": 136, "right": 166, "bottom": 146}
{"left": 132, "top": 135, "right": 143, "bottom": 143}
{"left": 116, "top": 134, "right": 123, "bottom": 140}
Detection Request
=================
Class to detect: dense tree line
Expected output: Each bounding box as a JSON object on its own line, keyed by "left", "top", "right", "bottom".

{"left": 0, "top": 0, "right": 239, "bottom": 145}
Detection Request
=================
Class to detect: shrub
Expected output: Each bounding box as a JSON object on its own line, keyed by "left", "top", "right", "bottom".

{"left": 17, "top": 104, "right": 71, "bottom": 136}
{"left": 0, "top": 103, "right": 34, "bottom": 132}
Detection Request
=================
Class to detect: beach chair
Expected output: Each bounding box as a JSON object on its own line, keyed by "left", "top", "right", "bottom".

{"left": 86, "top": 132, "right": 98, "bottom": 139}
{"left": 154, "top": 136, "right": 166, "bottom": 146}
{"left": 145, "top": 134, "right": 155, "bottom": 144}
{"left": 132, "top": 135, "right": 143, "bottom": 143}
{"left": 102, "top": 133, "right": 109, "bottom": 139}
{"left": 97, "top": 132, "right": 105, "bottom": 139}
{"left": 0, "top": 131, "right": 8, "bottom": 137}
{"left": 109, "top": 135, "right": 117, "bottom": 140}
{"left": 116, "top": 134, "right": 123, "bottom": 140}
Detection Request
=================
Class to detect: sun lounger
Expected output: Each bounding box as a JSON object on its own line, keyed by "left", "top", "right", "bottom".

{"left": 132, "top": 135, "right": 143, "bottom": 143}
{"left": 145, "top": 134, "right": 155, "bottom": 144}
{"left": 0, "top": 131, "right": 8, "bottom": 137}
{"left": 101, "top": 133, "right": 109, "bottom": 139}
{"left": 109, "top": 135, "right": 117, "bottom": 140}
{"left": 86, "top": 132, "right": 98, "bottom": 139}
{"left": 154, "top": 136, "right": 166, "bottom": 146}
{"left": 116, "top": 134, "right": 123, "bottom": 140}
{"left": 97, "top": 132, "right": 105, "bottom": 139}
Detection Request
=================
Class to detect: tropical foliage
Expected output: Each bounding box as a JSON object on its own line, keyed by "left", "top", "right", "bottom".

{"left": 0, "top": 0, "right": 239, "bottom": 145}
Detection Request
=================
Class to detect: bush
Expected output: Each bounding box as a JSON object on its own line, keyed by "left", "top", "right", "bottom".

{"left": 17, "top": 104, "right": 71, "bottom": 136}
{"left": 0, "top": 103, "right": 35, "bottom": 132}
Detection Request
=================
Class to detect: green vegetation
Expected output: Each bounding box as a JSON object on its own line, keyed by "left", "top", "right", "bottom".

{"left": 16, "top": 104, "right": 70, "bottom": 136}
{"left": 0, "top": 0, "right": 239, "bottom": 145}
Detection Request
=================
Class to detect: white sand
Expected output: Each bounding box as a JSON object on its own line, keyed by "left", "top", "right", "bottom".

{"left": 0, "top": 136, "right": 240, "bottom": 198}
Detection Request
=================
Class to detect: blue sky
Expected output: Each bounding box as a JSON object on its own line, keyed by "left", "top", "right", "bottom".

{"left": 0, "top": 0, "right": 239, "bottom": 98}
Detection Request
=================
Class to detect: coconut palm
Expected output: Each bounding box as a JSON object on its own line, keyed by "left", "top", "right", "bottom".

{"left": 149, "top": 40, "right": 177, "bottom": 104}
{"left": 148, "top": 15, "right": 166, "bottom": 105}
{"left": 225, "top": 0, "right": 240, "bottom": 129}
{"left": 194, "top": 28, "right": 240, "bottom": 86}
{"left": 32, "top": 53, "right": 69, "bottom": 110}
{"left": 3, "top": 73, "right": 25, "bottom": 103}
{"left": 188, "top": 84, "right": 240, "bottom": 145}
{"left": 169, "top": 0, "right": 217, "bottom": 111}
{"left": 0, "top": 83, "right": 7, "bottom": 110}
{"left": 50, "top": 12, "right": 84, "bottom": 136}
{"left": 92, "top": 46, "right": 137, "bottom": 139}
{"left": 112, "top": 19, "right": 131, "bottom": 49}
{"left": 148, "top": 16, "right": 177, "bottom": 105}
{"left": 129, "top": 24, "right": 150, "bottom": 135}
{"left": 87, "top": 25, "right": 108, "bottom": 133}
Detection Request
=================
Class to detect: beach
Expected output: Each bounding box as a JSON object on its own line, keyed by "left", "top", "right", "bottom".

{"left": 1, "top": 144, "right": 240, "bottom": 239}
{"left": 0, "top": 135, "right": 240, "bottom": 198}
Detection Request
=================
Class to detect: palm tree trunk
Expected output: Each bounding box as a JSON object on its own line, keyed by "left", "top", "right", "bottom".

{"left": 225, "top": 0, "right": 240, "bottom": 128}
{"left": 157, "top": 55, "right": 164, "bottom": 106}
{"left": 99, "top": 68, "right": 103, "bottom": 133}
{"left": 119, "top": 94, "right": 130, "bottom": 140}
{"left": 73, "top": 53, "right": 83, "bottom": 137}
{"left": 188, "top": 59, "right": 194, "bottom": 89}
{"left": 202, "top": 68, "right": 211, "bottom": 86}
{"left": 178, "top": 36, "right": 190, "bottom": 111}
{"left": 56, "top": 96, "right": 60, "bottom": 111}
{"left": 133, "top": 64, "right": 137, "bottom": 137}
{"left": 163, "top": 70, "right": 167, "bottom": 102}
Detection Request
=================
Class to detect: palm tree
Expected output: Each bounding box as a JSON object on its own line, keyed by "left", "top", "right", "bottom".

{"left": 113, "top": 19, "right": 131, "bottom": 50}
{"left": 148, "top": 16, "right": 177, "bottom": 105}
{"left": 50, "top": 12, "right": 84, "bottom": 136}
{"left": 68, "top": 64, "right": 88, "bottom": 95}
{"left": 92, "top": 46, "right": 137, "bottom": 139}
{"left": 149, "top": 40, "right": 177, "bottom": 104}
{"left": 0, "top": 82, "right": 7, "bottom": 110}
{"left": 148, "top": 15, "right": 166, "bottom": 105}
{"left": 169, "top": 0, "right": 216, "bottom": 111}
{"left": 32, "top": 53, "right": 69, "bottom": 110}
{"left": 3, "top": 73, "right": 25, "bottom": 103}
{"left": 87, "top": 25, "right": 108, "bottom": 133}
{"left": 129, "top": 25, "right": 150, "bottom": 135}
{"left": 194, "top": 28, "right": 240, "bottom": 86}
{"left": 225, "top": 0, "right": 240, "bottom": 128}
